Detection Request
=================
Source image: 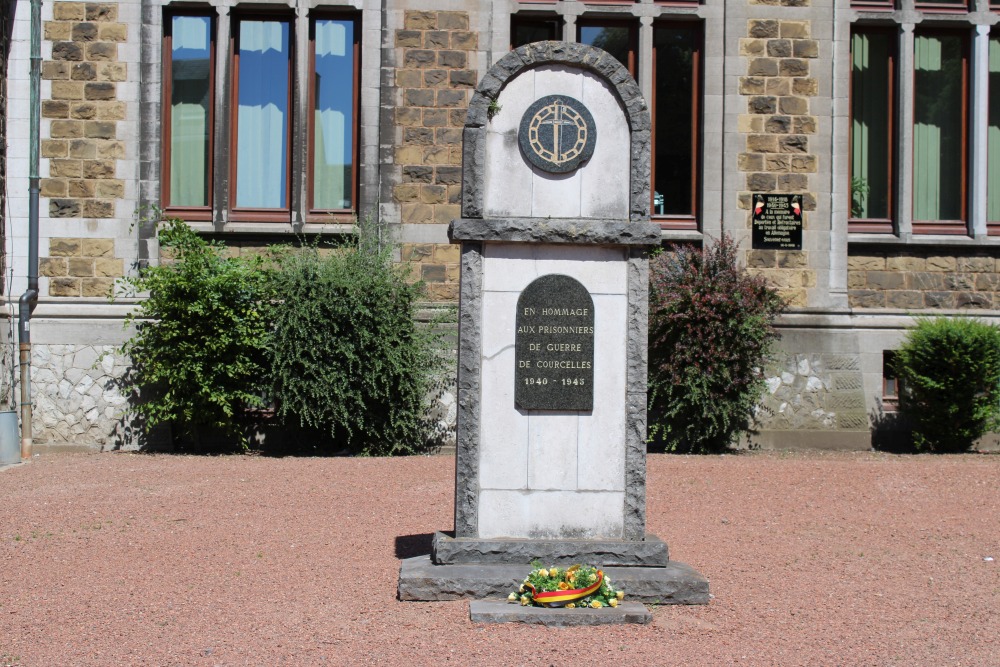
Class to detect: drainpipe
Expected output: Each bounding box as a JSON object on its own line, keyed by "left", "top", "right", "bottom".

{"left": 18, "top": 0, "right": 41, "bottom": 460}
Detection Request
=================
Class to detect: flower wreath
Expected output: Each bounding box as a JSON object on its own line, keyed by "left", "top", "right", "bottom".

{"left": 508, "top": 563, "right": 625, "bottom": 609}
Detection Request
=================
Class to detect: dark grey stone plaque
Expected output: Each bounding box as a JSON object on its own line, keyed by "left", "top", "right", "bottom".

{"left": 752, "top": 193, "right": 803, "bottom": 250}
{"left": 518, "top": 95, "right": 597, "bottom": 174}
{"left": 515, "top": 274, "right": 594, "bottom": 411}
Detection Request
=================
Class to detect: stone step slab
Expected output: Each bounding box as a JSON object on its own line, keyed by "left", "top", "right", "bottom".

{"left": 398, "top": 555, "right": 710, "bottom": 604}
{"left": 469, "top": 600, "right": 652, "bottom": 625}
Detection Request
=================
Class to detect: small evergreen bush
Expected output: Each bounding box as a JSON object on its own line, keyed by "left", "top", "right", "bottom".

{"left": 266, "top": 217, "right": 443, "bottom": 456}
{"left": 894, "top": 317, "right": 1000, "bottom": 453}
{"left": 648, "top": 235, "right": 784, "bottom": 453}
{"left": 115, "top": 215, "right": 271, "bottom": 448}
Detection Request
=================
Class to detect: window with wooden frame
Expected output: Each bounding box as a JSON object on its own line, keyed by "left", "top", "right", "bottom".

{"left": 912, "top": 29, "right": 968, "bottom": 234}
{"left": 652, "top": 22, "right": 701, "bottom": 229}
{"left": 988, "top": 32, "right": 1000, "bottom": 234}
{"left": 851, "top": 0, "right": 895, "bottom": 10}
{"left": 162, "top": 11, "right": 215, "bottom": 221}
{"left": 849, "top": 28, "right": 895, "bottom": 233}
{"left": 511, "top": 14, "right": 561, "bottom": 49}
{"left": 883, "top": 350, "right": 901, "bottom": 407}
{"left": 914, "top": 0, "right": 968, "bottom": 13}
{"left": 577, "top": 19, "right": 637, "bottom": 77}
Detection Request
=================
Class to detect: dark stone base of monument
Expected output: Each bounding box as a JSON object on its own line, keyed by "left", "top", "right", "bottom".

{"left": 469, "top": 600, "right": 652, "bottom": 626}
{"left": 432, "top": 531, "right": 669, "bottom": 567}
{"left": 397, "top": 555, "right": 710, "bottom": 604}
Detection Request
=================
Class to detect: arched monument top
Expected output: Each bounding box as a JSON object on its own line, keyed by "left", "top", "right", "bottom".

{"left": 461, "top": 41, "right": 652, "bottom": 221}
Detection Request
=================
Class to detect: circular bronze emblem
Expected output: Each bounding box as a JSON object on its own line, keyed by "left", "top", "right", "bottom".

{"left": 518, "top": 95, "right": 597, "bottom": 174}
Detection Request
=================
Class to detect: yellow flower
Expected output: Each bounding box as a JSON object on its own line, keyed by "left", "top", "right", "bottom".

{"left": 520, "top": 596, "right": 531, "bottom": 606}
{"left": 508, "top": 592, "right": 518, "bottom": 602}
{"left": 557, "top": 582, "right": 570, "bottom": 590}
{"left": 519, "top": 584, "right": 525, "bottom": 593}
{"left": 566, "top": 603, "right": 576, "bottom": 609}
{"left": 590, "top": 600, "right": 603, "bottom": 609}
{"left": 608, "top": 598, "right": 618, "bottom": 608}
{"left": 549, "top": 567, "right": 560, "bottom": 578}
{"left": 588, "top": 574, "right": 596, "bottom": 583}
{"left": 537, "top": 569, "right": 549, "bottom": 578}
{"left": 616, "top": 590, "right": 625, "bottom": 600}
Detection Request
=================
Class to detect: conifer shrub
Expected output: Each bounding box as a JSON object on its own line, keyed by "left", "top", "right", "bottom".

{"left": 647, "top": 235, "right": 784, "bottom": 453}
{"left": 115, "top": 215, "right": 272, "bottom": 449}
{"left": 265, "top": 218, "right": 444, "bottom": 456}
{"left": 894, "top": 317, "right": 1000, "bottom": 453}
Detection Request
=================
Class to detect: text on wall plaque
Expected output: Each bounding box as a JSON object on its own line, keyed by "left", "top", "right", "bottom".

{"left": 515, "top": 274, "right": 595, "bottom": 411}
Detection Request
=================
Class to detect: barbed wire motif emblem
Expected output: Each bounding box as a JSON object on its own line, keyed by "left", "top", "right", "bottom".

{"left": 518, "top": 95, "right": 597, "bottom": 174}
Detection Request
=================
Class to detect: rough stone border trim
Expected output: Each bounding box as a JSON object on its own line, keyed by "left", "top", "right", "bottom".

{"left": 462, "top": 41, "right": 652, "bottom": 221}
{"left": 432, "top": 531, "right": 669, "bottom": 567}
{"left": 469, "top": 600, "right": 652, "bottom": 625}
{"left": 450, "top": 219, "right": 661, "bottom": 245}
{"left": 624, "top": 247, "right": 650, "bottom": 540}
{"left": 454, "top": 241, "right": 484, "bottom": 537}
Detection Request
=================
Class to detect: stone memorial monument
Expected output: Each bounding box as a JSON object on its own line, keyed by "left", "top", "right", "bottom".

{"left": 398, "top": 42, "right": 709, "bottom": 618}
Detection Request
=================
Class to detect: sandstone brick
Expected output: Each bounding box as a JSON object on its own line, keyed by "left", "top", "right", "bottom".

{"left": 395, "top": 107, "right": 422, "bottom": 126}
{"left": 974, "top": 273, "right": 1000, "bottom": 291}
{"left": 446, "top": 264, "right": 460, "bottom": 283}
{"left": 403, "top": 127, "right": 434, "bottom": 145}
{"left": 748, "top": 96, "right": 776, "bottom": 114}
{"left": 86, "top": 42, "right": 117, "bottom": 61}
{"left": 68, "top": 179, "right": 96, "bottom": 197}
{"left": 49, "top": 199, "right": 81, "bottom": 218}
{"left": 401, "top": 202, "right": 433, "bottom": 224}
{"left": 435, "top": 128, "right": 462, "bottom": 145}
{"left": 737, "top": 192, "right": 752, "bottom": 210}
{"left": 49, "top": 238, "right": 82, "bottom": 257}
{"left": 403, "top": 166, "right": 433, "bottom": 183}
{"left": 791, "top": 155, "right": 817, "bottom": 173}
{"left": 907, "top": 272, "right": 945, "bottom": 291}
{"left": 433, "top": 204, "right": 461, "bottom": 225}
{"left": 423, "top": 145, "right": 451, "bottom": 165}
{"left": 926, "top": 255, "right": 957, "bottom": 272}
{"left": 81, "top": 238, "right": 114, "bottom": 256}
{"left": 396, "top": 30, "right": 422, "bottom": 48}
{"left": 404, "top": 49, "right": 436, "bottom": 69}
{"left": 394, "top": 184, "right": 420, "bottom": 203}
{"left": 749, "top": 20, "right": 779, "bottom": 39}
{"left": 738, "top": 153, "right": 764, "bottom": 172}
{"left": 86, "top": 3, "right": 118, "bottom": 21}
{"left": 94, "top": 179, "right": 124, "bottom": 198}
{"left": 793, "top": 116, "right": 817, "bottom": 134}
{"left": 849, "top": 290, "right": 884, "bottom": 308}
{"left": 49, "top": 277, "right": 81, "bottom": 297}
{"left": 404, "top": 88, "right": 434, "bottom": 107}
{"left": 766, "top": 115, "right": 791, "bottom": 134}
{"left": 746, "top": 134, "right": 778, "bottom": 153}
{"left": 97, "top": 62, "right": 126, "bottom": 81}
{"left": 422, "top": 109, "right": 448, "bottom": 127}
{"left": 69, "top": 138, "right": 97, "bottom": 159}
{"left": 435, "top": 166, "right": 461, "bottom": 185}
{"left": 81, "top": 277, "right": 115, "bottom": 297}
{"left": 395, "top": 69, "right": 422, "bottom": 89}
{"left": 40, "top": 179, "right": 68, "bottom": 197}
{"left": 44, "top": 21, "right": 73, "bottom": 40}
{"left": 425, "top": 30, "right": 449, "bottom": 48}
{"left": 776, "top": 173, "right": 809, "bottom": 191}
{"left": 425, "top": 282, "right": 458, "bottom": 301}
{"left": 793, "top": 40, "right": 819, "bottom": 59}
{"left": 420, "top": 185, "right": 446, "bottom": 204}
{"left": 780, "top": 21, "right": 810, "bottom": 39}
{"left": 452, "top": 31, "right": 477, "bottom": 50}
{"left": 51, "top": 41, "right": 84, "bottom": 61}
{"left": 778, "top": 135, "right": 808, "bottom": 153}
{"left": 42, "top": 100, "right": 70, "bottom": 119}
{"left": 71, "top": 62, "right": 97, "bottom": 81}
{"left": 779, "top": 96, "right": 808, "bottom": 115}
{"left": 748, "top": 250, "right": 777, "bottom": 268}
{"left": 886, "top": 255, "right": 926, "bottom": 272}
{"left": 449, "top": 109, "right": 466, "bottom": 126}
{"left": 765, "top": 154, "right": 791, "bottom": 172}
{"left": 866, "top": 271, "right": 905, "bottom": 290}
{"left": 82, "top": 159, "right": 115, "bottom": 179}
{"left": 94, "top": 101, "right": 126, "bottom": 120}
{"left": 848, "top": 254, "right": 885, "bottom": 271}
{"left": 847, "top": 271, "right": 866, "bottom": 289}
{"left": 51, "top": 81, "right": 84, "bottom": 100}
{"left": 737, "top": 115, "right": 763, "bottom": 133}
{"left": 739, "top": 77, "right": 766, "bottom": 95}
{"left": 780, "top": 59, "right": 810, "bottom": 77}
{"left": 41, "top": 139, "right": 68, "bottom": 158}
{"left": 747, "top": 172, "right": 776, "bottom": 191}
{"left": 765, "top": 78, "right": 791, "bottom": 96}
{"left": 94, "top": 258, "right": 123, "bottom": 276}
{"left": 434, "top": 244, "right": 460, "bottom": 263}
{"left": 448, "top": 185, "right": 461, "bottom": 204}
{"left": 958, "top": 256, "right": 995, "bottom": 272}
{"left": 42, "top": 61, "right": 70, "bottom": 80}
{"left": 945, "top": 273, "right": 974, "bottom": 291}
{"left": 40, "top": 257, "right": 69, "bottom": 277}
{"left": 957, "top": 292, "right": 991, "bottom": 309}
{"left": 792, "top": 78, "right": 818, "bottom": 96}
{"left": 449, "top": 69, "right": 477, "bottom": 88}
{"left": 423, "top": 69, "right": 447, "bottom": 87}
{"left": 98, "top": 22, "right": 126, "bottom": 42}
{"left": 747, "top": 58, "right": 778, "bottom": 77}
{"left": 438, "top": 50, "right": 466, "bottom": 69}
{"left": 72, "top": 22, "right": 99, "bottom": 42}
{"left": 53, "top": 3, "right": 86, "bottom": 21}
{"left": 401, "top": 244, "right": 433, "bottom": 262}
{"left": 437, "top": 90, "right": 466, "bottom": 107}
{"left": 924, "top": 292, "right": 955, "bottom": 308}
{"left": 70, "top": 102, "right": 97, "bottom": 119}
{"left": 68, "top": 257, "right": 95, "bottom": 277}
{"left": 767, "top": 39, "right": 791, "bottom": 58}
{"left": 85, "top": 82, "right": 116, "bottom": 100}
{"left": 404, "top": 11, "right": 436, "bottom": 30}
{"left": 84, "top": 121, "right": 115, "bottom": 139}
{"left": 83, "top": 199, "right": 115, "bottom": 218}
{"left": 438, "top": 12, "right": 468, "bottom": 30}
{"left": 740, "top": 39, "right": 767, "bottom": 56}
{"left": 96, "top": 140, "right": 125, "bottom": 158}
{"left": 50, "top": 159, "right": 83, "bottom": 178}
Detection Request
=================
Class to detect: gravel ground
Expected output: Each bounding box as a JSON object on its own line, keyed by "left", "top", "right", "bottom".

{"left": 0, "top": 450, "right": 998, "bottom": 666}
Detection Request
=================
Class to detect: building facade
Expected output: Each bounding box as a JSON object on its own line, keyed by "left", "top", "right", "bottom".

{"left": 3, "top": 0, "right": 1000, "bottom": 450}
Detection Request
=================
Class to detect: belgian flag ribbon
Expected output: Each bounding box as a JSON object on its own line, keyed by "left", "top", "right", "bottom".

{"left": 524, "top": 569, "right": 604, "bottom": 608}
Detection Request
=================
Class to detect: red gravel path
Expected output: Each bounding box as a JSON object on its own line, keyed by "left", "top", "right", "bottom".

{"left": 0, "top": 450, "right": 997, "bottom": 666}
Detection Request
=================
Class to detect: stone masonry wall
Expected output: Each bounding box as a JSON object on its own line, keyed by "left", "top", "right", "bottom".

{"left": 849, "top": 250, "right": 1000, "bottom": 310}
{"left": 757, "top": 353, "right": 867, "bottom": 433}
{"left": 393, "top": 10, "right": 477, "bottom": 302}
{"left": 39, "top": 1, "right": 126, "bottom": 298}
{"left": 738, "top": 18, "right": 818, "bottom": 307}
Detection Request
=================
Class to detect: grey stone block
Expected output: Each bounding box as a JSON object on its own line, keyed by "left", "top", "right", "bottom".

{"left": 449, "top": 219, "right": 661, "bottom": 245}
{"left": 397, "top": 556, "right": 710, "bottom": 604}
{"left": 431, "top": 532, "right": 669, "bottom": 566}
{"left": 469, "top": 600, "right": 652, "bottom": 625}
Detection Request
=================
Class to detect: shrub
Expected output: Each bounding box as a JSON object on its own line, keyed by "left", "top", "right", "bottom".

{"left": 894, "top": 317, "right": 1000, "bottom": 453}
{"left": 115, "top": 214, "right": 271, "bottom": 448}
{"left": 265, "top": 217, "right": 444, "bottom": 456}
{"left": 648, "top": 235, "right": 784, "bottom": 453}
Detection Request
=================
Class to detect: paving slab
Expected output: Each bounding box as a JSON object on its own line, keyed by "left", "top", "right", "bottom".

{"left": 469, "top": 600, "right": 652, "bottom": 625}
